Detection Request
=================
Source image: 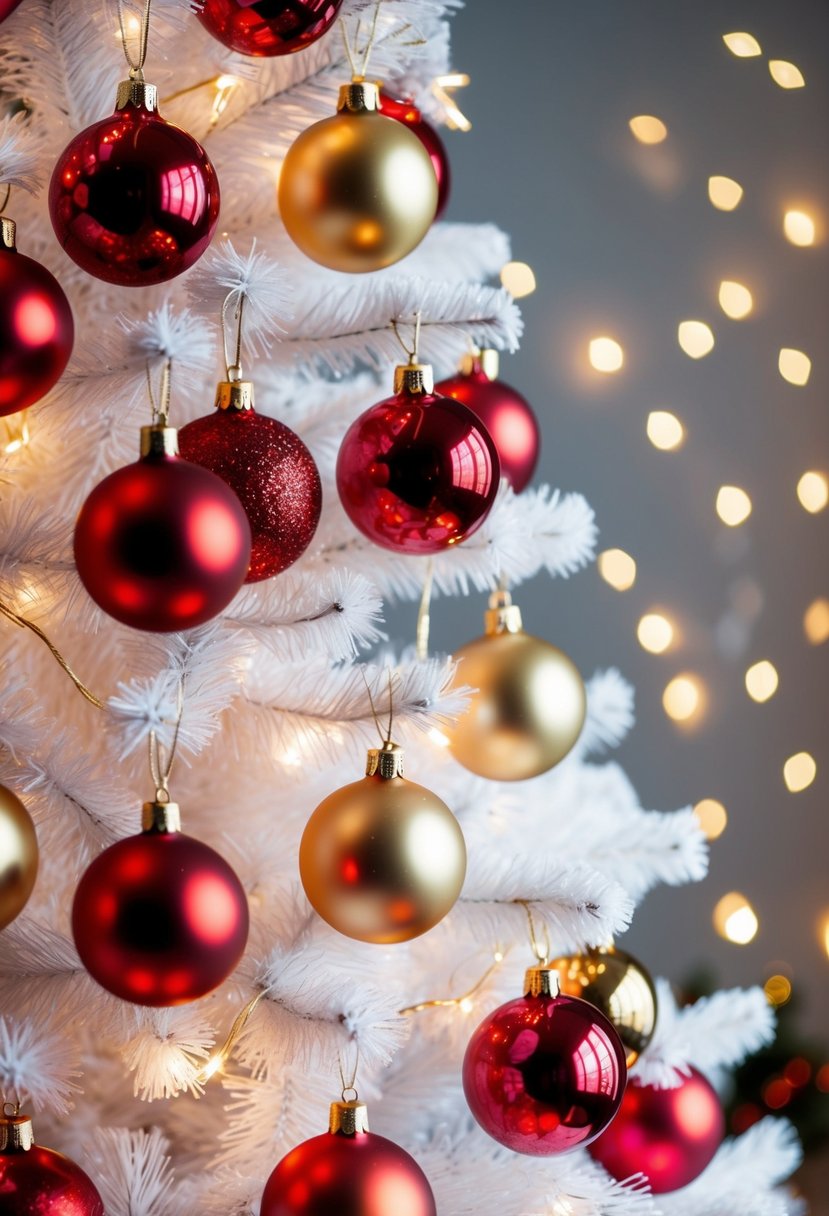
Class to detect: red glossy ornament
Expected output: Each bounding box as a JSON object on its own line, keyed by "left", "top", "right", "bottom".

{"left": 178, "top": 386, "right": 321, "bottom": 582}
{"left": 72, "top": 803, "right": 249, "bottom": 1006}
{"left": 463, "top": 966, "right": 627, "bottom": 1156}
{"left": 336, "top": 362, "right": 499, "bottom": 554}
{"left": 49, "top": 84, "right": 220, "bottom": 287}
{"left": 261, "top": 1100, "right": 436, "bottom": 1216}
{"left": 0, "top": 221, "right": 74, "bottom": 417}
{"left": 0, "top": 0, "right": 24, "bottom": 24}
{"left": 74, "top": 426, "right": 251, "bottom": 632}
{"left": 197, "top": 0, "right": 343, "bottom": 57}
{"left": 0, "top": 1109, "right": 104, "bottom": 1216}
{"left": 589, "top": 1067, "right": 725, "bottom": 1193}
{"left": 378, "top": 93, "right": 451, "bottom": 218}
{"left": 437, "top": 350, "right": 540, "bottom": 493}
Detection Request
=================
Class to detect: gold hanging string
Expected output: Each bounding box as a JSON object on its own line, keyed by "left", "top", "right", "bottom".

{"left": 0, "top": 184, "right": 10, "bottom": 217}
{"left": 1, "top": 1100, "right": 20, "bottom": 1118}
{"left": 399, "top": 949, "right": 507, "bottom": 1016}
{"left": 117, "top": 0, "right": 153, "bottom": 80}
{"left": 339, "top": 18, "right": 359, "bottom": 79}
{"left": 384, "top": 668, "right": 394, "bottom": 743}
{"left": 359, "top": 667, "right": 388, "bottom": 747}
{"left": 359, "top": 0, "right": 382, "bottom": 78}
{"left": 415, "top": 558, "right": 434, "bottom": 661}
{"left": 221, "top": 291, "right": 246, "bottom": 379}
{"left": 339, "top": 0, "right": 383, "bottom": 81}
{"left": 337, "top": 1045, "right": 360, "bottom": 1101}
{"left": 146, "top": 357, "right": 172, "bottom": 427}
{"left": 390, "top": 311, "right": 422, "bottom": 363}
{"left": 194, "top": 991, "right": 264, "bottom": 1086}
{"left": 0, "top": 600, "right": 105, "bottom": 709}
{"left": 519, "top": 900, "right": 550, "bottom": 964}
{"left": 147, "top": 676, "right": 185, "bottom": 802}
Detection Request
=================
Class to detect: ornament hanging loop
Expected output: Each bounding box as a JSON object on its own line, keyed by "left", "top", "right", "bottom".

{"left": 148, "top": 676, "right": 185, "bottom": 803}
{"left": 0, "top": 184, "right": 10, "bottom": 217}
{"left": 338, "top": 1046, "right": 361, "bottom": 1103}
{"left": 520, "top": 900, "right": 550, "bottom": 965}
{"left": 1, "top": 1101, "right": 20, "bottom": 1119}
{"left": 391, "top": 311, "right": 423, "bottom": 364}
{"left": 117, "top": 0, "right": 153, "bottom": 78}
{"left": 339, "top": 0, "right": 383, "bottom": 82}
{"left": 415, "top": 558, "right": 434, "bottom": 661}
{"left": 221, "top": 290, "right": 247, "bottom": 381}
{"left": 146, "top": 356, "right": 172, "bottom": 428}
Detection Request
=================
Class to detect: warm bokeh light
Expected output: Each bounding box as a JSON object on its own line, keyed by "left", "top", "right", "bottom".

{"left": 745, "top": 660, "right": 779, "bottom": 703}
{"left": 716, "top": 485, "right": 752, "bottom": 527}
{"left": 662, "top": 673, "right": 704, "bottom": 723}
{"left": 597, "top": 548, "right": 636, "bottom": 591}
{"left": 783, "top": 209, "right": 816, "bottom": 247}
{"left": 646, "top": 410, "right": 685, "bottom": 451}
{"left": 783, "top": 752, "right": 816, "bottom": 793}
{"left": 708, "top": 175, "right": 743, "bottom": 211}
{"left": 820, "top": 913, "right": 829, "bottom": 961}
{"left": 768, "top": 60, "right": 805, "bottom": 89}
{"left": 678, "top": 320, "right": 715, "bottom": 358}
{"left": 803, "top": 598, "right": 829, "bottom": 645}
{"left": 589, "top": 336, "right": 624, "bottom": 373}
{"left": 629, "top": 115, "right": 668, "bottom": 144}
{"left": 637, "top": 612, "right": 675, "bottom": 654}
{"left": 694, "top": 798, "right": 728, "bottom": 841}
{"left": 722, "top": 31, "right": 762, "bottom": 57}
{"left": 500, "top": 261, "right": 537, "bottom": 298}
{"left": 714, "top": 892, "right": 759, "bottom": 945}
{"left": 718, "top": 280, "right": 753, "bottom": 319}
{"left": 764, "top": 975, "right": 792, "bottom": 1007}
{"left": 796, "top": 471, "right": 828, "bottom": 514}
{"left": 778, "top": 348, "right": 811, "bottom": 386}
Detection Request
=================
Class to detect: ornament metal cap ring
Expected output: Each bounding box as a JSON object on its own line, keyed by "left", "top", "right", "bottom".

{"left": 524, "top": 963, "right": 562, "bottom": 999}
{"left": 0, "top": 1103, "right": 34, "bottom": 1152}
{"left": 365, "top": 740, "right": 404, "bottom": 779}
{"left": 393, "top": 361, "right": 435, "bottom": 395}
{"left": 329, "top": 1099, "right": 370, "bottom": 1136}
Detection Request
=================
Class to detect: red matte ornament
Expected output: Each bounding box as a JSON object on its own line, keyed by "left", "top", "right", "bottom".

{"left": 0, "top": 227, "right": 74, "bottom": 417}
{"left": 589, "top": 1067, "right": 725, "bottom": 1193}
{"left": 49, "top": 89, "right": 220, "bottom": 287}
{"left": 196, "top": 0, "right": 343, "bottom": 58}
{"left": 72, "top": 819, "right": 249, "bottom": 1006}
{"left": 437, "top": 352, "right": 540, "bottom": 493}
{"left": 463, "top": 969, "right": 627, "bottom": 1155}
{"left": 179, "top": 402, "right": 321, "bottom": 583}
{"left": 336, "top": 365, "right": 499, "bottom": 554}
{"left": 73, "top": 429, "right": 252, "bottom": 632}
{"left": 378, "top": 93, "right": 451, "bottom": 218}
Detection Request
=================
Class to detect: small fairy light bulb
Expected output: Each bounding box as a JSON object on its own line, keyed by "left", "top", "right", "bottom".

{"left": 778, "top": 349, "right": 811, "bottom": 386}
{"left": 662, "top": 673, "right": 705, "bottom": 724}
{"left": 598, "top": 548, "right": 636, "bottom": 591}
{"left": 589, "top": 337, "right": 624, "bottom": 373}
{"left": 629, "top": 115, "right": 668, "bottom": 144}
{"left": 708, "top": 176, "right": 743, "bottom": 211}
{"left": 646, "top": 410, "right": 684, "bottom": 451}
{"left": 678, "top": 321, "right": 715, "bottom": 359}
{"left": 769, "top": 60, "right": 805, "bottom": 89}
{"left": 803, "top": 598, "right": 829, "bottom": 645}
{"left": 722, "top": 32, "right": 762, "bottom": 57}
{"left": 718, "top": 280, "right": 753, "bottom": 319}
{"left": 784, "top": 210, "right": 816, "bottom": 246}
{"left": 637, "top": 612, "right": 675, "bottom": 654}
{"left": 713, "top": 893, "right": 758, "bottom": 944}
{"left": 796, "top": 471, "right": 828, "bottom": 513}
{"left": 694, "top": 798, "right": 727, "bottom": 840}
{"left": 500, "top": 261, "right": 536, "bottom": 298}
{"left": 783, "top": 752, "right": 816, "bottom": 793}
{"left": 716, "top": 485, "right": 752, "bottom": 527}
{"left": 745, "top": 660, "right": 778, "bottom": 703}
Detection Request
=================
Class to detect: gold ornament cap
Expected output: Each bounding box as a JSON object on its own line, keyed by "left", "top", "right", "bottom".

{"left": 116, "top": 78, "right": 158, "bottom": 112}
{"left": 329, "top": 1099, "right": 370, "bottom": 1136}
{"left": 393, "top": 362, "right": 435, "bottom": 395}
{"left": 0, "top": 218, "right": 16, "bottom": 250}
{"left": 460, "top": 348, "right": 500, "bottom": 380}
{"left": 0, "top": 1107, "right": 34, "bottom": 1152}
{"left": 524, "top": 963, "right": 561, "bottom": 999}
{"left": 484, "top": 589, "right": 523, "bottom": 635}
{"left": 215, "top": 379, "right": 255, "bottom": 412}
{"left": 140, "top": 425, "right": 179, "bottom": 458}
{"left": 142, "top": 800, "right": 181, "bottom": 832}
{"left": 337, "top": 80, "right": 380, "bottom": 114}
{"left": 366, "top": 741, "right": 404, "bottom": 779}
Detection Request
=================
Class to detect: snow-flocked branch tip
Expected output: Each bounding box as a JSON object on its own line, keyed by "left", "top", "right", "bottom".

{"left": 0, "top": 113, "right": 43, "bottom": 196}
{"left": 185, "top": 240, "right": 293, "bottom": 361}
{"left": 0, "top": 1014, "right": 82, "bottom": 1115}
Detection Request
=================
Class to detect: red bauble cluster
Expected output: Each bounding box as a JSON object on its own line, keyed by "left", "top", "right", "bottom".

{"left": 378, "top": 93, "right": 451, "bottom": 218}
{"left": 49, "top": 95, "right": 220, "bottom": 287}
{"left": 179, "top": 404, "right": 321, "bottom": 582}
{"left": 336, "top": 371, "right": 499, "bottom": 554}
{"left": 0, "top": 233, "right": 73, "bottom": 417}
{"left": 437, "top": 353, "right": 540, "bottom": 492}
{"left": 73, "top": 432, "right": 251, "bottom": 632}
{"left": 197, "top": 0, "right": 343, "bottom": 58}
{"left": 463, "top": 979, "right": 627, "bottom": 1155}
{"left": 589, "top": 1067, "right": 724, "bottom": 1193}
{"left": 72, "top": 819, "right": 249, "bottom": 1006}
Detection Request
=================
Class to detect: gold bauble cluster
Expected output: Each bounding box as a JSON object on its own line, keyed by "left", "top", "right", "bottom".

{"left": 299, "top": 742, "right": 466, "bottom": 943}
{"left": 446, "top": 591, "right": 587, "bottom": 781}
{"left": 0, "top": 783, "right": 38, "bottom": 930}
{"left": 278, "top": 80, "right": 438, "bottom": 273}
{"left": 551, "top": 943, "right": 658, "bottom": 1067}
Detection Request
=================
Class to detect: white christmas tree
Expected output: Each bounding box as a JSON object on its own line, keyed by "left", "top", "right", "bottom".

{"left": 0, "top": 1, "right": 805, "bottom": 1213}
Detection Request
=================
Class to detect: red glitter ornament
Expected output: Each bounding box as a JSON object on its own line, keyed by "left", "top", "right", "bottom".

{"left": 437, "top": 350, "right": 540, "bottom": 493}
{"left": 378, "top": 93, "right": 451, "bottom": 218}
{"left": 49, "top": 81, "right": 219, "bottom": 287}
{"left": 589, "top": 1067, "right": 725, "bottom": 1193}
{"left": 0, "top": 1108, "right": 104, "bottom": 1216}
{"left": 0, "top": 219, "right": 73, "bottom": 417}
{"left": 261, "top": 1099, "right": 436, "bottom": 1216}
{"left": 72, "top": 801, "right": 249, "bottom": 1006}
{"left": 179, "top": 380, "right": 321, "bottom": 583}
{"left": 197, "top": 0, "right": 343, "bottom": 58}
{"left": 74, "top": 425, "right": 251, "bottom": 632}
{"left": 463, "top": 964, "right": 627, "bottom": 1155}
{"left": 336, "top": 361, "right": 499, "bottom": 554}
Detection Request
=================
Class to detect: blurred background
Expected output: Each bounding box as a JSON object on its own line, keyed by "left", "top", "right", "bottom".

{"left": 389, "top": 0, "right": 828, "bottom": 1203}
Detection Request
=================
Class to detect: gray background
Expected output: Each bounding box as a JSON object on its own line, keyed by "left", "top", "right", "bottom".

{"left": 392, "top": 0, "right": 828, "bottom": 1042}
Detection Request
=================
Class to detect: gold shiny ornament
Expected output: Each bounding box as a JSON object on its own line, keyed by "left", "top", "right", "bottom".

{"left": 551, "top": 943, "right": 658, "bottom": 1067}
{"left": 299, "top": 741, "right": 466, "bottom": 943}
{"left": 277, "top": 80, "right": 438, "bottom": 273}
{"left": 446, "top": 590, "right": 586, "bottom": 781}
{"left": 0, "top": 783, "right": 38, "bottom": 930}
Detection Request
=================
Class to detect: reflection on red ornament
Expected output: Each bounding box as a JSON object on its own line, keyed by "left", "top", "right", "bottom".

{"left": 378, "top": 93, "right": 451, "bottom": 217}
{"left": 197, "top": 0, "right": 344, "bottom": 58}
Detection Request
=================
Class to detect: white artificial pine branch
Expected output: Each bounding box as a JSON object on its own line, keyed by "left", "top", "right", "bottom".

{"left": 87, "top": 1127, "right": 189, "bottom": 1216}
{"left": 635, "top": 981, "right": 776, "bottom": 1088}
{"left": 577, "top": 669, "right": 636, "bottom": 757}
{"left": 122, "top": 1008, "right": 216, "bottom": 1101}
{"left": 185, "top": 240, "right": 292, "bottom": 358}
{"left": 0, "top": 112, "right": 43, "bottom": 193}
{"left": 0, "top": 1011, "right": 82, "bottom": 1114}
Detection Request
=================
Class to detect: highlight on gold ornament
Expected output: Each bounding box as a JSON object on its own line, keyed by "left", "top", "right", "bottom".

{"left": 0, "top": 783, "right": 39, "bottom": 931}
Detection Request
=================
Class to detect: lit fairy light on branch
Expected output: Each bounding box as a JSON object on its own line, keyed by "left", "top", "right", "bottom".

{"left": 1, "top": 412, "right": 30, "bottom": 455}
{"left": 431, "top": 73, "right": 471, "bottom": 132}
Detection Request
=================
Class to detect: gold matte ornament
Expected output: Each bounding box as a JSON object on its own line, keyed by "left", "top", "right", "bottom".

{"left": 278, "top": 80, "right": 439, "bottom": 273}
{"left": 299, "top": 742, "right": 466, "bottom": 943}
{"left": 551, "top": 943, "right": 658, "bottom": 1067}
{"left": 0, "top": 783, "right": 39, "bottom": 930}
{"left": 446, "top": 590, "right": 586, "bottom": 781}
